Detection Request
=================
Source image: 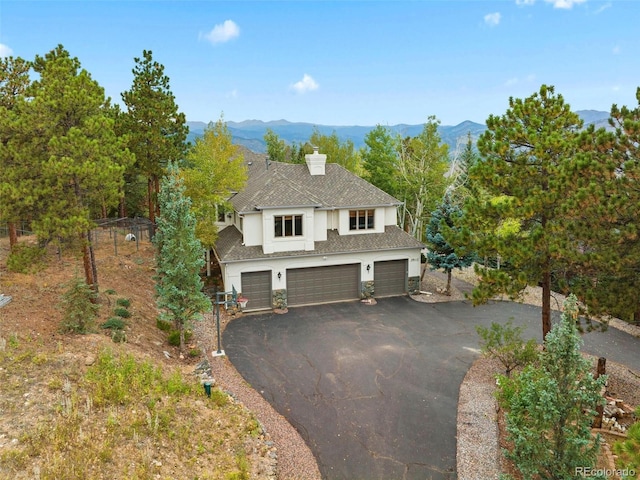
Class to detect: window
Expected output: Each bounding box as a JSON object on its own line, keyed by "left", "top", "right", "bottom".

{"left": 274, "top": 215, "right": 303, "bottom": 237}
{"left": 217, "top": 206, "right": 226, "bottom": 222}
{"left": 349, "top": 210, "right": 375, "bottom": 230}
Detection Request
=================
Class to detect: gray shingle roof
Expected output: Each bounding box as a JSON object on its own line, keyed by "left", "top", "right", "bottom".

{"left": 215, "top": 225, "right": 424, "bottom": 263}
{"left": 231, "top": 161, "right": 401, "bottom": 213}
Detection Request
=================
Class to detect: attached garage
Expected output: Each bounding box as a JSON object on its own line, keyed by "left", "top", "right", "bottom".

{"left": 241, "top": 271, "right": 272, "bottom": 311}
{"left": 374, "top": 260, "right": 407, "bottom": 297}
{"left": 287, "top": 264, "right": 360, "bottom": 306}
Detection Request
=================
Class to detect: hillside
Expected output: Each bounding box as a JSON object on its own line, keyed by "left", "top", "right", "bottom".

{"left": 0, "top": 235, "right": 272, "bottom": 480}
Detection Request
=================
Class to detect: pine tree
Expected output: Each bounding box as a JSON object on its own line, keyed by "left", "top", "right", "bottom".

{"left": 459, "top": 85, "right": 615, "bottom": 338}
{"left": 6, "top": 46, "right": 132, "bottom": 290}
{"left": 501, "top": 295, "right": 606, "bottom": 480}
{"left": 425, "top": 194, "right": 475, "bottom": 295}
{"left": 154, "top": 164, "right": 211, "bottom": 353}
{"left": 0, "top": 55, "right": 32, "bottom": 248}
{"left": 120, "top": 50, "right": 188, "bottom": 225}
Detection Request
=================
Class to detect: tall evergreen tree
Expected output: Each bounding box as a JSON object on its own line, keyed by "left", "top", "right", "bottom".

{"left": 154, "top": 164, "right": 210, "bottom": 353}
{"left": 458, "top": 85, "right": 614, "bottom": 338}
{"left": 9, "top": 46, "right": 132, "bottom": 290}
{"left": 0, "top": 55, "right": 32, "bottom": 248}
{"left": 426, "top": 194, "right": 475, "bottom": 295}
{"left": 598, "top": 88, "right": 640, "bottom": 324}
{"left": 360, "top": 124, "right": 399, "bottom": 196}
{"left": 120, "top": 50, "right": 188, "bottom": 225}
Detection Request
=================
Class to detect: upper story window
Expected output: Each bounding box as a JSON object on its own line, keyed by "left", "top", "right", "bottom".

{"left": 217, "top": 206, "right": 226, "bottom": 222}
{"left": 350, "top": 209, "right": 375, "bottom": 230}
{"left": 275, "top": 215, "right": 303, "bottom": 237}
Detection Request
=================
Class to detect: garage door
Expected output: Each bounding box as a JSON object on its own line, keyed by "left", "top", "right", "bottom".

{"left": 287, "top": 264, "right": 360, "bottom": 306}
{"left": 241, "top": 271, "right": 272, "bottom": 310}
{"left": 374, "top": 260, "right": 407, "bottom": 297}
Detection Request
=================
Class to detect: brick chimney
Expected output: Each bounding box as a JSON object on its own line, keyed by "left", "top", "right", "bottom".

{"left": 305, "top": 146, "right": 326, "bottom": 176}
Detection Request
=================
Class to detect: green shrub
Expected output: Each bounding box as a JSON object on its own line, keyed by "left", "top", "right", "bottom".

{"left": 59, "top": 278, "right": 99, "bottom": 334}
{"left": 156, "top": 318, "right": 172, "bottom": 331}
{"left": 7, "top": 244, "right": 47, "bottom": 273}
{"left": 116, "top": 298, "right": 131, "bottom": 308}
{"left": 188, "top": 348, "right": 201, "bottom": 358}
{"left": 167, "top": 330, "right": 192, "bottom": 347}
{"left": 111, "top": 330, "right": 127, "bottom": 343}
{"left": 101, "top": 318, "right": 126, "bottom": 330}
{"left": 476, "top": 319, "right": 539, "bottom": 377}
{"left": 113, "top": 307, "right": 131, "bottom": 318}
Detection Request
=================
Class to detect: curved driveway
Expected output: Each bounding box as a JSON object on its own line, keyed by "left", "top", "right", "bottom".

{"left": 223, "top": 297, "right": 640, "bottom": 480}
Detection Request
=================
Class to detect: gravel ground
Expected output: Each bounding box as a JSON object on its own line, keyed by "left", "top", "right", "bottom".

{"left": 435, "top": 267, "right": 640, "bottom": 480}
{"left": 194, "top": 266, "right": 640, "bottom": 480}
{"left": 192, "top": 309, "right": 322, "bottom": 480}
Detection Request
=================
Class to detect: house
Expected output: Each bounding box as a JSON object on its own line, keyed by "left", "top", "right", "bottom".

{"left": 213, "top": 147, "right": 424, "bottom": 311}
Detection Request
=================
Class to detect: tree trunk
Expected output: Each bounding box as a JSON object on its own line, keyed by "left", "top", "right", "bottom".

{"left": 592, "top": 357, "right": 606, "bottom": 428}
{"left": 154, "top": 174, "right": 161, "bottom": 218}
{"left": 147, "top": 177, "right": 155, "bottom": 224}
{"left": 542, "top": 268, "right": 552, "bottom": 340}
{"left": 119, "top": 195, "right": 127, "bottom": 219}
{"left": 446, "top": 269, "right": 452, "bottom": 296}
{"left": 88, "top": 230, "right": 98, "bottom": 294}
{"left": 81, "top": 231, "right": 96, "bottom": 299}
{"left": 8, "top": 222, "right": 18, "bottom": 248}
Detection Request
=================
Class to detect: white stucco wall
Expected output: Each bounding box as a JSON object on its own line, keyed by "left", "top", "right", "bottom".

{"left": 337, "top": 207, "right": 386, "bottom": 235}
{"left": 314, "top": 210, "right": 328, "bottom": 242}
{"left": 241, "top": 213, "right": 262, "bottom": 246}
{"left": 261, "top": 207, "right": 316, "bottom": 254}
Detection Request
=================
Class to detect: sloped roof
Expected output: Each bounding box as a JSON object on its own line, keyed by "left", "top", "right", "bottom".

{"left": 230, "top": 160, "right": 401, "bottom": 213}
{"left": 215, "top": 225, "right": 424, "bottom": 263}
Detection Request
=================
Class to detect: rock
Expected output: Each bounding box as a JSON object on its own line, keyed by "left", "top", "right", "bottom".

{"left": 85, "top": 355, "right": 96, "bottom": 366}
{"left": 163, "top": 351, "right": 171, "bottom": 359}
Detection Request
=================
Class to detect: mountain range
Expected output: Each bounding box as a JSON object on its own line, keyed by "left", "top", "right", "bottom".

{"left": 186, "top": 110, "right": 612, "bottom": 156}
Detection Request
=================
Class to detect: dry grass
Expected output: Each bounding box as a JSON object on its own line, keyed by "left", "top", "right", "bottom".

{"left": 0, "top": 234, "right": 259, "bottom": 480}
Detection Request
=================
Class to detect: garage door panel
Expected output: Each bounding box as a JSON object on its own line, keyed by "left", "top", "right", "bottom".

{"left": 374, "top": 260, "right": 407, "bottom": 297}
{"left": 241, "top": 271, "right": 272, "bottom": 310}
{"left": 288, "top": 264, "right": 359, "bottom": 306}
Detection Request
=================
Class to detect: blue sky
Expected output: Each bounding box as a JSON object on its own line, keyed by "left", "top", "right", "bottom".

{"left": 1, "top": 0, "right": 638, "bottom": 126}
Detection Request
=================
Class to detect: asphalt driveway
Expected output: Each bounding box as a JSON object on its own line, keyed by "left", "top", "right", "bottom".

{"left": 223, "top": 297, "right": 640, "bottom": 480}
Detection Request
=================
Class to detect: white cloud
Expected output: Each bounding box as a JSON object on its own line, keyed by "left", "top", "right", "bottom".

{"left": 484, "top": 12, "right": 501, "bottom": 27}
{"left": 504, "top": 74, "right": 536, "bottom": 87}
{"left": 544, "top": 0, "right": 586, "bottom": 9}
{"left": 515, "top": 0, "right": 535, "bottom": 6}
{"left": 291, "top": 74, "right": 319, "bottom": 94}
{"left": 201, "top": 20, "right": 240, "bottom": 45}
{"left": 594, "top": 2, "right": 611, "bottom": 14}
{"left": 0, "top": 43, "right": 13, "bottom": 58}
